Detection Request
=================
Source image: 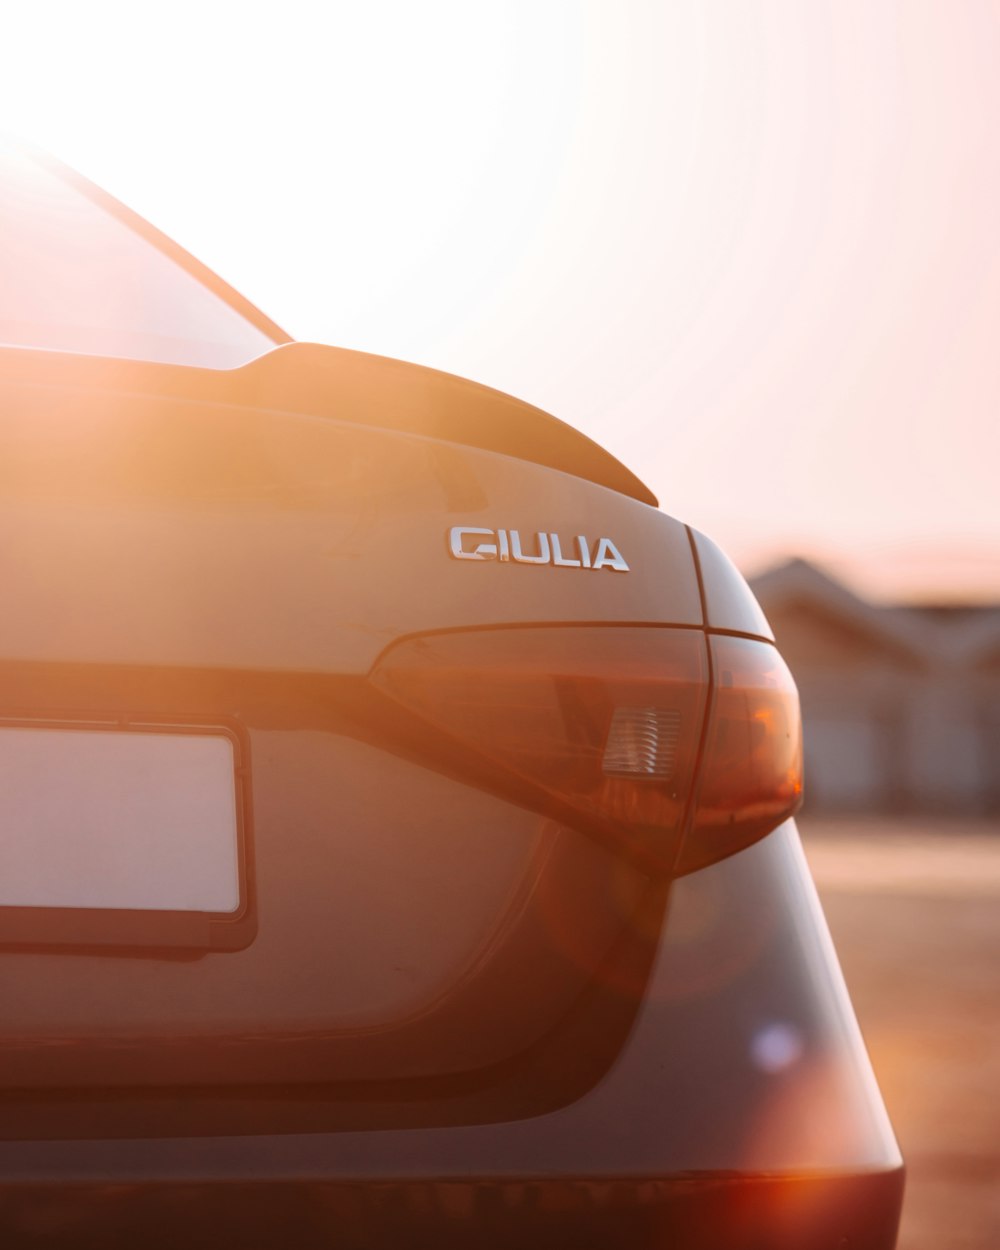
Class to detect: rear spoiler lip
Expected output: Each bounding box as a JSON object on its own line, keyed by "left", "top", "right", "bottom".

{"left": 0, "top": 342, "right": 659, "bottom": 509}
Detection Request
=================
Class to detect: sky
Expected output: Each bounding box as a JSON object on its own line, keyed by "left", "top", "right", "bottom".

{"left": 2, "top": 0, "right": 998, "bottom": 602}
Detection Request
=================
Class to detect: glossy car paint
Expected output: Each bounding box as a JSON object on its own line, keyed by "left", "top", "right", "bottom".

{"left": 0, "top": 827, "right": 903, "bottom": 1247}
{"left": 0, "top": 347, "right": 694, "bottom": 676}
{"left": 0, "top": 147, "right": 902, "bottom": 1247}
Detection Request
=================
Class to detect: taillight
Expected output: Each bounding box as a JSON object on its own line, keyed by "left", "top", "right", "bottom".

{"left": 371, "top": 626, "right": 801, "bottom": 875}
{"left": 679, "top": 634, "right": 803, "bottom": 874}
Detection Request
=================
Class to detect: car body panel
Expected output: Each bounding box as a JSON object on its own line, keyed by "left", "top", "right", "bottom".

{"left": 691, "top": 526, "right": 776, "bottom": 640}
{"left": 0, "top": 825, "right": 902, "bottom": 1247}
{"left": 0, "top": 145, "right": 902, "bottom": 1248}
{"left": 0, "top": 350, "right": 695, "bottom": 677}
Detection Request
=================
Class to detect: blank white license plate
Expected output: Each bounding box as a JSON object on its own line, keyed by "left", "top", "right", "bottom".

{"left": 0, "top": 725, "right": 241, "bottom": 913}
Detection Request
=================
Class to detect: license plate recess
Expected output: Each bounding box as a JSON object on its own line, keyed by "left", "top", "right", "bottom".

{"left": 0, "top": 716, "right": 253, "bottom": 953}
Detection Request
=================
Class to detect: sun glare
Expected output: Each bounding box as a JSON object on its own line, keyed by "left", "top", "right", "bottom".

{"left": 3, "top": 1, "right": 997, "bottom": 599}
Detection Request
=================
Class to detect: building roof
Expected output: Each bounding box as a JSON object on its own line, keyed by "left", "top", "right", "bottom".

{"left": 748, "top": 558, "right": 1000, "bottom": 669}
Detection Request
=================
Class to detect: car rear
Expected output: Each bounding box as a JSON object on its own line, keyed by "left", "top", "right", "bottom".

{"left": 0, "top": 142, "right": 902, "bottom": 1248}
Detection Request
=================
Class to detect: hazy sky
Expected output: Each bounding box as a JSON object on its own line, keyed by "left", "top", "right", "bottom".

{"left": 3, "top": 1, "right": 998, "bottom": 600}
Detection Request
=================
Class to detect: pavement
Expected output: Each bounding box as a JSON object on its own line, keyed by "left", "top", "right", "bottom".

{"left": 800, "top": 817, "right": 1000, "bottom": 1250}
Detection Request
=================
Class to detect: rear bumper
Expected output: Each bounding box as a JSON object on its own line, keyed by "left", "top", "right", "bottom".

{"left": 0, "top": 823, "right": 903, "bottom": 1246}
{"left": 0, "top": 1170, "right": 904, "bottom": 1249}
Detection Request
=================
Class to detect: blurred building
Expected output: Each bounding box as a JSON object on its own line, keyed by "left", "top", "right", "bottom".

{"left": 749, "top": 559, "right": 1000, "bottom": 814}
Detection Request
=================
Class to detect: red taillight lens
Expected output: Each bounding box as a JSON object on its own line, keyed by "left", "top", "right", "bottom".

{"left": 678, "top": 635, "right": 803, "bottom": 874}
{"left": 371, "top": 626, "right": 802, "bottom": 875}
{"left": 372, "top": 627, "right": 707, "bottom": 868}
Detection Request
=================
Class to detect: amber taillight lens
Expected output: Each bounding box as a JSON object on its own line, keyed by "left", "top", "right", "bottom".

{"left": 678, "top": 634, "right": 803, "bottom": 874}
{"left": 371, "top": 626, "right": 802, "bottom": 875}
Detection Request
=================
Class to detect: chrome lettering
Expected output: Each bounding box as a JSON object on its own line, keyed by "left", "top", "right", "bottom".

{"left": 509, "top": 530, "right": 551, "bottom": 565}
{"left": 449, "top": 526, "right": 498, "bottom": 560}
{"left": 447, "top": 527, "right": 628, "bottom": 572}
{"left": 591, "top": 537, "right": 630, "bottom": 572}
{"left": 550, "top": 533, "right": 583, "bottom": 568}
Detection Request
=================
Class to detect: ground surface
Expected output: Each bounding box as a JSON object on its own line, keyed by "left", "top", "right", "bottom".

{"left": 800, "top": 818, "right": 1000, "bottom": 1250}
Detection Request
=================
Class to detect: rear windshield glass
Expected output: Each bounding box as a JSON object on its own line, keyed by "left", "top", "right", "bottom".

{"left": 0, "top": 141, "right": 282, "bottom": 369}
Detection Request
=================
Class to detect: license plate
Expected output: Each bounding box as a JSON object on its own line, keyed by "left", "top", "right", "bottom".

{"left": 0, "top": 719, "right": 252, "bottom": 951}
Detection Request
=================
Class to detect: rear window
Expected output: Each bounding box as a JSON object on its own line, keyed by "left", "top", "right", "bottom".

{"left": 0, "top": 141, "right": 282, "bottom": 369}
